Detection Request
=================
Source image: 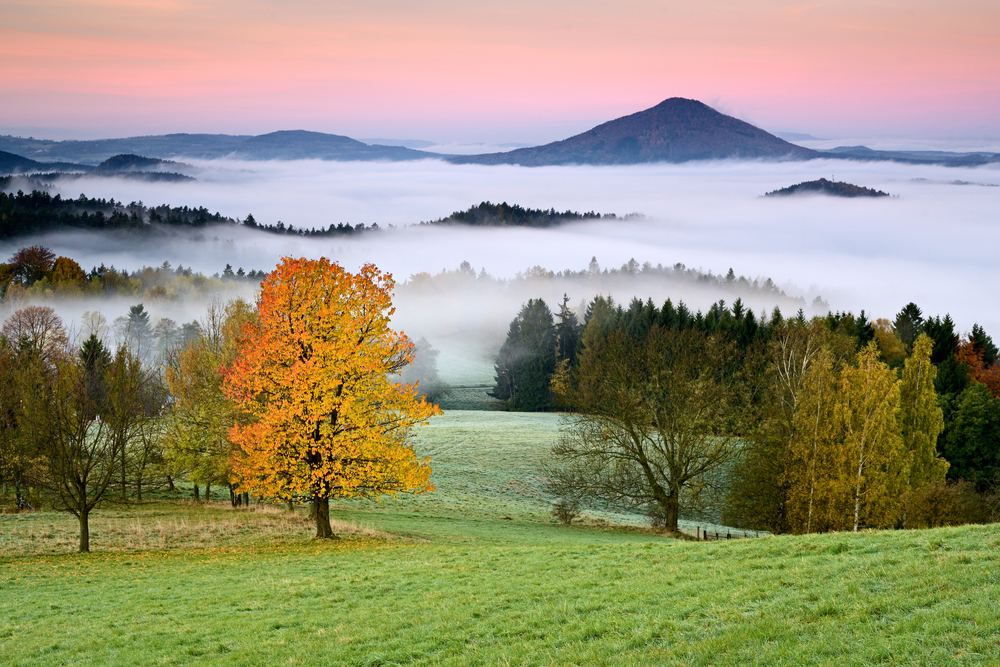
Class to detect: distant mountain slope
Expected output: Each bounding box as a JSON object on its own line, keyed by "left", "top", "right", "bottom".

{"left": 451, "top": 98, "right": 819, "bottom": 166}
{"left": 818, "top": 146, "right": 1000, "bottom": 167}
{"left": 0, "top": 134, "right": 249, "bottom": 164}
{"left": 764, "top": 178, "right": 891, "bottom": 198}
{"left": 0, "top": 131, "right": 441, "bottom": 164}
{"left": 228, "top": 130, "right": 436, "bottom": 161}
{"left": 0, "top": 149, "right": 91, "bottom": 175}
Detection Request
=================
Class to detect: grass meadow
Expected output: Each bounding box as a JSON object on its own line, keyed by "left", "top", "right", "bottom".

{"left": 2, "top": 411, "right": 999, "bottom": 665}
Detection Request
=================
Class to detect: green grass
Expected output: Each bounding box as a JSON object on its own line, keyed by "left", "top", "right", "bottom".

{"left": 2, "top": 410, "right": 999, "bottom": 665}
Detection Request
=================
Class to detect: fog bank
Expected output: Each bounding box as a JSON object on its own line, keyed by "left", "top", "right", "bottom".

{"left": 3, "top": 157, "right": 998, "bottom": 383}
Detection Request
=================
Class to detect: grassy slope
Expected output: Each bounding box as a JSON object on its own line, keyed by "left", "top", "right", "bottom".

{"left": 2, "top": 411, "right": 999, "bottom": 666}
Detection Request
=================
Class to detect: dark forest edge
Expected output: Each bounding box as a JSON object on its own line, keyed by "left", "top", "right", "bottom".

{"left": 0, "top": 189, "right": 381, "bottom": 240}
{"left": 422, "top": 201, "right": 642, "bottom": 227}
{"left": 492, "top": 293, "right": 1000, "bottom": 533}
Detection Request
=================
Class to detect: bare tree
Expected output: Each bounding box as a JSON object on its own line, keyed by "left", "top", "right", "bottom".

{"left": 2, "top": 305, "right": 69, "bottom": 361}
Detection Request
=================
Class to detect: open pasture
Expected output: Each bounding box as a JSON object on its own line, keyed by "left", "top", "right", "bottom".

{"left": 2, "top": 410, "right": 999, "bottom": 665}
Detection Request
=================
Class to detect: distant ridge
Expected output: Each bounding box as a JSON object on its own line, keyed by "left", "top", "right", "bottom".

{"left": 450, "top": 98, "right": 818, "bottom": 166}
{"left": 0, "top": 149, "right": 91, "bottom": 175}
{"left": 0, "top": 132, "right": 441, "bottom": 164}
{"left": 764, "top": 178, "right": 891, "bottom": 198}
{"left": 227, "top": 130, "right": 435, "bottom": 161}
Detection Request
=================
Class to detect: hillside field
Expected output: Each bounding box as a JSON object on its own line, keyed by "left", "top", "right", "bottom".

{"left": 2, "top": 411, "right": 999, "bottom": 665}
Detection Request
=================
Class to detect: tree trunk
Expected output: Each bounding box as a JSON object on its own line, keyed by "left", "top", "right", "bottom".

{"left": 663, "top": 493, "right": 680, "bottom": 532}
{"left": 314, "top": 496, "right": 336, "bottom": 539}
{"left": 193, "top": 484, "right": 200, "bottom": 502}
{"left": 287, "top": 499, "right": 295, "bottom": 512}
{"left": 79, "top": 509, "right": 90, "bottom": 552}
{"left": 136, "top": 474, "right": 143, "bottom": 502}
{"left": 205, "top": 483, "right": 210, "bottom": 502}
{"left": 166, "top": 475, "right": 175, "bottom": 492}
{"left": 243, "top": 492, "right": 250, "bottom": 506}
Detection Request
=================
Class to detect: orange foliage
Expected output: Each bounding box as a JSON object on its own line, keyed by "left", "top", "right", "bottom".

{"left": 956, "top": 341, "right": 1000, "bottom": 398}
{"left": 223, "top": 258, "right": 440, "bottom": 514}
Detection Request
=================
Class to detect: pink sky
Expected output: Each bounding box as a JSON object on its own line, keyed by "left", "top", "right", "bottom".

{"left": 2, "top": 0, "right": 998, "bottom": 143}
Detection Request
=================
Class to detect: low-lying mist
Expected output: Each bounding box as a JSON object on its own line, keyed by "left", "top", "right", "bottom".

{"left": 3, "top": 157, "right": 998, "bottom": 385}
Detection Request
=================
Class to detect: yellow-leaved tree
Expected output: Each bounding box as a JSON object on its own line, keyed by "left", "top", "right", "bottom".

{"left": 164, "top": 298, "right": 255, "bottom": 502}
{"left": 223, "top": 258, "right": 440, "bottom": 538}
{"left": 839, "top": 342, "right": 907, "bottom": 531}
{"left": 785, "top": 348, "right": 848, "bottom": 533}
{"left": 898, "top": 333, "right": 948, "bottom": 526}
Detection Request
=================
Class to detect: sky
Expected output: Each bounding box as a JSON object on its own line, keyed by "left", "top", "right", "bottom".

{"left": 2, "top": 0, "right": 999, "bottom": 144}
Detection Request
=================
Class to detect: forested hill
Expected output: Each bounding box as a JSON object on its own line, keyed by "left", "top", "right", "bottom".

{"left": 94, "top": 154, "right": 188, "bottom": 173}
{"left": 424, "top": 201, "right": 633, "bottom": 227}
{"left": 0, "top": 190, "right": 379, "bottom": 240}
{"left": 764, "top": 178, "right": 891, "bottom": 198}
{"left": 0, "top": 149, "right": 90, "bottom": 174}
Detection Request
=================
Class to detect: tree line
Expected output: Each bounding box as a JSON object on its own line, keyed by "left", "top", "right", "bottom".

{"left": 493, "top": 294, "right": 1000, "bottom": 532}
{"left": 0, "top": 245, "right": 264, "bottom": 302}
{"left": 422, "top": 201, "right": 631, "bottom": 227}
{"left": 403, "top": 258, "right": 809, "bottom": 309}
{"left": 1, "top": 259, "right": 445, "bottom": 550}
{"left": 0, "top": 189, "right": 381, "bottom": 240}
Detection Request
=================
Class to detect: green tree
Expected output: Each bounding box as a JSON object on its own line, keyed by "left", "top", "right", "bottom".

{"left": 941, "top": 382, "right": 1000, "bottom": 488}
{"left": 491, "top": 299, "right": 556, "bottom": 411}
{"left": 894, "top": 302, "right": 924, "bottom": 353}
{"left": 547, "top": 327, "right": 744, "bottom": 531}
{"left": 24, "top": 345, "right": 158, "bottom": 551}
{"left": 554, "top": 294, "right": 580, "bottom": 363}
{"left": 164, "top": 299, "right": 255, "bottom": 502}
{"left": 396, "top": 337, "right": 449, "bottom": 403}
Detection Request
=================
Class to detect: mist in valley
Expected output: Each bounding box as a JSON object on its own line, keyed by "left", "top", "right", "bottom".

{"left": 2, "top": 156, "right": 998, "bottom": 386}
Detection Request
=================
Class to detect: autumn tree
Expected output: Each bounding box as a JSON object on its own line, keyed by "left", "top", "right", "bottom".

{"left": 50, "top": 256, "right": 87, "bottom": 287}
{"left": 839, "top": 342, "right": 906, "bottom": 531}
{"left": 725, "top": 318, "right": 822, "bottom": 533}
{"left": 956, "top": 335, "right": 1000, "bottom": 398}
{"left": 2, "top": 305, "right": 69, "bottom": 362}
{"left": 785, "top": 348, "right": 847, "bottom": 533}
{"left": 7, "top": 245, "right": 56, "bottom": 285}
{"left": 898, "top": 334, "right": 948, "bottom": 525}
{"left": 223, "top": 258, "right": 440, "bottom": 538}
